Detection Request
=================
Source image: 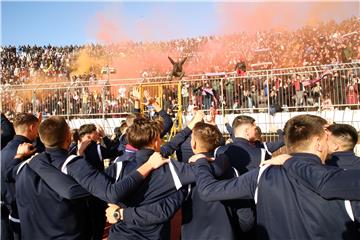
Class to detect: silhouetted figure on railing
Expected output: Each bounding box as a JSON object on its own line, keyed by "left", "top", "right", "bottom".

{"left": 168, "top": 56, "right": 187, "bottom": 80}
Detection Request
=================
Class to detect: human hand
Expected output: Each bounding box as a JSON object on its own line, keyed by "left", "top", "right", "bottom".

{"left": 187, "top": 110, "right": 205, "bottom": 130}
{"left": 15, "top": 143, "right": 36, "bottom": 160}
{"left": 106, "top": 203, "right": 123, "bottom": 224}
{"left": 188, "top": 154, "right": 214, "bottom": 164}
{"left": 77, "top": 140, "right": 92, "bottom": 156}
{"left": 147, "top": 152, "right": 169, "bottom": 170}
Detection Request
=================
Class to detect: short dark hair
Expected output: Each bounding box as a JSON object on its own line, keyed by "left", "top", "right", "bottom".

{"left": 126, "top": 117, "right": 161, "bottom": 149}
{"left": 284, "top": 114, "right": 327, "bottom": 152}
{"left": 39, "top": 116, "right": 69, "bottom": 148}
{"left": 119, "top": 122, "right": 128, "bottom": 135}
{"left": 78, "top": 124, "right": 96, "bottom": 139}
{"left": 71, "top": 129, "right": 80, "bottom": 143}
{"left": 255, "top": 126, "right": 262, "bottom": 141}
{"left": 327, "top": 124, "right": 358, "bottom": 151}
{"left": 192, "top": 122, "right": 223, "bottom": 152}
{"left": 232, "top": 115, "right": 255, "bottom": 130}
{"left": 13, "top": 113, "right": 38, "bottom": 129}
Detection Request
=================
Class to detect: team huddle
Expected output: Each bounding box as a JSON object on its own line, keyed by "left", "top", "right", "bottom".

{"left": 1, "top": 100, "right": 360, "bottom": 240}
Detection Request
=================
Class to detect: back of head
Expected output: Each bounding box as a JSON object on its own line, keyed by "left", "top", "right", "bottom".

{"left": 192, "top": 122, "right": 223, "bottom": 152}
{"left": 39, "top": 116, "right": 69, "bottom": 148}
{"left": 71, "top": 129, "right": 80, "bottom": 143}
{"left": 126, "top": 117, "right": 161, "bottom": 149}
{"left": 78, "top": 124, "right": 96, "bottom": 139}
{"left": 13, "top": 113, "right": 38, "bottom": 132}
{"left": 119, "top": 122, "right": 128, "bottom": 135}
{"left": 284, "top": 114, "right": 327, "bottom": 153}
{"left": 327, "top": 124, "right": 358, "bottom": 151}
{"left": 232, "top": 115, "right": 256, "bottom": 139}
{"left": 255, "top": 126, "right": 262, "bottom": 141}
{"left": 232, "top": 115, "right": 255, "bottom": 130}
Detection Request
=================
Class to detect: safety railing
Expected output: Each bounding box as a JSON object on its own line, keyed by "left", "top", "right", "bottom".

{"left": 2, "top": 61, "right": 360, "bottom": 132}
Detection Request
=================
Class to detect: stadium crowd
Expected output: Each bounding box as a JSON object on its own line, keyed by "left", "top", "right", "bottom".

{"left": 2, "top": 90, "right": 360, "bottom": 240}
{"left": 1, "top": 64, "right": 360, "bottom": 119}
{"left": 1, "top": 17, "right": 359, "bottom": 84}
{"left": 1, "top": 18, "right": 360, "bottom": 117}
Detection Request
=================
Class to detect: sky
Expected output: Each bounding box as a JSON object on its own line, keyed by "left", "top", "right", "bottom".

{"left": 1, "top": 1, "right": 359, "bottom": 46}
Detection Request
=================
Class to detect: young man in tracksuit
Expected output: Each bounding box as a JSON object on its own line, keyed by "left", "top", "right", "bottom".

{"left": 106, "top": 122, "right": 245, "bottom": 240}
{"left": 225, "top": 116, "right": 285, "bottom": 160}
{"left": 209, "top": 115, "right": 270, "bottom": 236}
{"left": 325, "top": 123, "right": 360, "bottom": 169}
{"left": 1, "top": 113, "right": 39, "bottom": 240}
{"left": 194, "top": 114, "right": 360, "bottom": 239}
{"left": 26, "top": 111, "right": 209, "bottom": 239}
{"left": 181, "top": 122, "right": 249, "bottom": 239}
{"left": 68, "top": 123, "right": 114, "bottom": 239}
{"left": 44, "top": 117, "right": 226, "bottom": 240}
{"left": 15, "top": 116, "right": 169, "bottom": 240}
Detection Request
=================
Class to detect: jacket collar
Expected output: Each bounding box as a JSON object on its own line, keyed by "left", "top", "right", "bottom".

{"left": 331, "top": 151, "right": 356, "bottom": 158}
{"left": 290, "top": 152, "right": 322, "bottom": 164}
{"left": 45, "top": 147, "right": 68, "bottom": 161}
{"left": 234, "top": 137, "right": 251, "bottom": 145}
{"left": 136, "top": 148, "right": 155, "bottom": 165}
{"left": 13, "top": 135, "right": 32, "bottom": 144}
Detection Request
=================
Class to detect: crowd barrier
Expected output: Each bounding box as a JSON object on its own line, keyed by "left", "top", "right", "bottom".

{"left": 2, "top": 61, "right": 359, "bottom": 135}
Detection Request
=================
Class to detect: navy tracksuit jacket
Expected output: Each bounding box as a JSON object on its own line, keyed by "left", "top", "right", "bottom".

{"left": 28, "top": 126, "right": 198, "bottom": 240}
{"left": 1, "top": 135, "right": 40, "bottom": 235}
{"left": 181, "top": 151, "right": 253, "bottom": 240}
{"left": 195, "top": 153, "right": 360, "bottom": 240}
{"left": 15, "top": 149, "right": 91, "bottom": 240}
{"left": 226, "top": 123, "right": 284, "bottom": 160}
{"left": 69, "top": 140, "right": 111, "bottom": 240}
{"left": 326, "top": 151, "right": 360, "bottom": 170}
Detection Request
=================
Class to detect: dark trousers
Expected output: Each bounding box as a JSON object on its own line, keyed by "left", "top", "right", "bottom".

{"left": 87, "top": 197, "right": 106, "bottom": 240}
{"left": 169, "top": 71, "right": 185, "bottom": 80}
{"left": 1, "top": 205, "right": 20, "bottom": 240}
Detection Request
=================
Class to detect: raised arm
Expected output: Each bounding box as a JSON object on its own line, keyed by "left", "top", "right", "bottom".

{"left": 144, "top": 91, "right": 173, "bottom": 137}
{"left": 180, "top": 57, "right": 187, "bottom": 66}
{"left": 160, "top": 111, "right": 205, "bottom": 157}
{"left": 168, "top": 56, "right": 175, "bottom": 65}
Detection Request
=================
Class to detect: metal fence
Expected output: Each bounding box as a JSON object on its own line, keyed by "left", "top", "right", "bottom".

{"left": 2, "top": 61, "right": 360, "bottom": 133}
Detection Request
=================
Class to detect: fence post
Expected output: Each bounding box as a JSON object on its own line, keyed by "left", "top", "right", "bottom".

{"left": 220, "top": 77, "right": 225, "bottom": 116}
{"left": 66, "top": 87, "right": 70, "bottom": 120}
{"left": 102, "top": 82, "right": 106, "bottom": 119}
{"left": 177, "top": 81, "right": 183, "bottom": 131}
{"left": 158, "top": 84, "right": 163, "bottom": 109}
{"left": 267, "top": 71, "right": 271, "bottom": 115}
{"left": 32, "top": 90, "right": 36, "bottom": 113}
{"left": 139, "top": 84, "right": 144, "bottom": 114}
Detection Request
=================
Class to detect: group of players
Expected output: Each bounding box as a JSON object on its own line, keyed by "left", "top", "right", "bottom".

{"left": 1, "top": 92, "right": 360, "bottom": 240}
